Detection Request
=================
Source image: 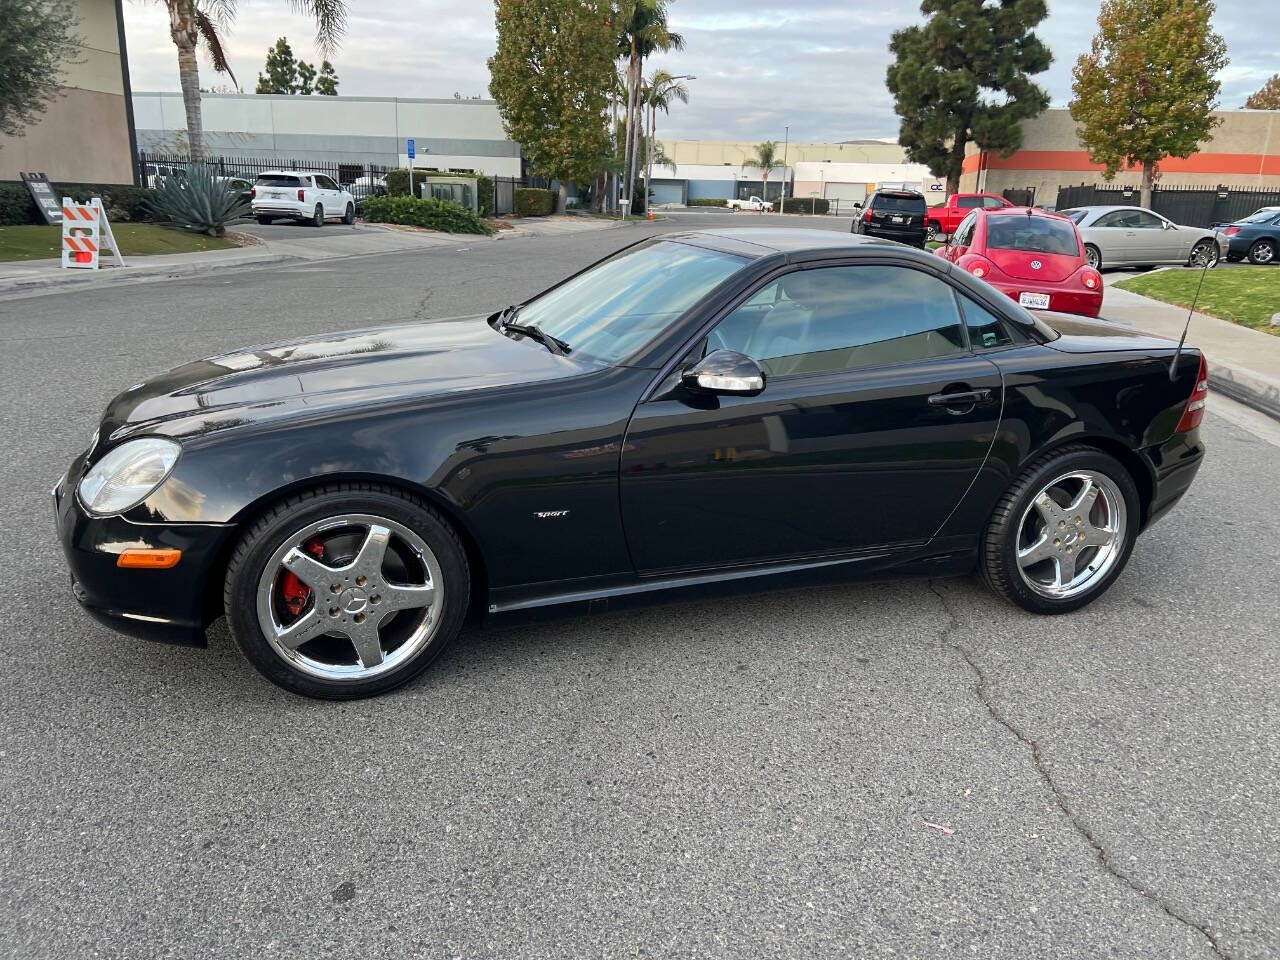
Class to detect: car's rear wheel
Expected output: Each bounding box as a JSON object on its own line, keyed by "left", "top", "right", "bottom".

{"left": 223, "top": 484, "right": 469, "bottom": 699}
{"left": 1084, "top": 244, "right": 1102, "bottom": 271}
{"left": 1189, "top": 239, "right": 1219, "bottom": 268}
{"left": 311, "top": 204, "right": 324, "bottom": 227}
{"left": 981, "top": 446, "right": 1140, "bottom": 614}
{"left": 256, "top": 215, "right": 273, "bottom": 225}
{"left": 1248, "top": 238, "right": 1275, "bottom": 265}
{"left": 342, "top": 202, "right": 355, "bottom": 225}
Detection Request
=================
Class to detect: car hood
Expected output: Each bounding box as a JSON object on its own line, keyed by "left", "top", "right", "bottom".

{"left": 1041, "top": 311, "right": 1178, "bottom": 353}
{"left": 99, "top": 316, "right": 601, "bottom": 443}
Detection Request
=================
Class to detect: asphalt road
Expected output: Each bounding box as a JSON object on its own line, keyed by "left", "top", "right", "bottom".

{"left": 1, "top": 214, "right": 1277, "bottom": 959}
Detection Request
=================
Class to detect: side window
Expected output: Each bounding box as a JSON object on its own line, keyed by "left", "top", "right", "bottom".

{"left": 958, "top": 294, "right": 1014, "bottom": 349}
{"left": 708, "top": 265, "right": 967, "bottom": 378}
{"left": 952, "top": 212, "right": 977, "bottom": 248}
{"left": 958, "top": 196, "right": 983, "bottom": 209}
{"left": 983, "top": 196, "right": 1007, "bottom": 209}
{"left": 1130, "top": 210, "right": 1164, "bottom": 229}
{"left": 1094, "top": 211, "right": 1127, "bottom": 228}
{"left": 317, "top": 175, "right": 337, "bottom": 190}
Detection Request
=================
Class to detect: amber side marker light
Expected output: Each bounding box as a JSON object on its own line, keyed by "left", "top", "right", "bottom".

{"left": 117, "top": 548, "right": 182, "bottom": 569}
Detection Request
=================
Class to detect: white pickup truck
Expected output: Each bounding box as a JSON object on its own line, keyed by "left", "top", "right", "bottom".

{"left": 727, "top": 195, "right": 773, "bottom": 212}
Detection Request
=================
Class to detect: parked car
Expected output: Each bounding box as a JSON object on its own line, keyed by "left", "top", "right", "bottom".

{"left": 1218, "top": 206, "right": 1280, "bottom": 264}
{"left": 250, "top": 171, "right": 356, "bottom": 227}
{"left": 727, "top": 195, "right": 773, "bottom": 212}
{"left": 217, "top": 176, "right": 253, "bottom": 206}
{"left": 850, "top": 189, "right": 928, "bottom": 247}
{"left": 1057, "top": 205, "right": 1225, "bottom": 271}
{"left": 143, "top": 164, "right": 186, "bottom": 189}
{"left": 347, "top": 175, "right": 388, "bottom": 202}
{"left": 936, "top": 207, "right": 1103, "bottom": 317}
{"left": 54, "top": 229, "right": 1207, "bottom": 699}
{"left": 926, "top": 193, "right": 1014, "bottom": 241}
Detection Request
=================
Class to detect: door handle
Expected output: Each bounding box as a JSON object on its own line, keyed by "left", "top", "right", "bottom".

{"left": 928, "top": 389, "right": 992, "bottom": 407}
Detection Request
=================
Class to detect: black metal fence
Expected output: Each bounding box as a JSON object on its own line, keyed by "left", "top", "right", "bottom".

{"left": 1052, "top": 182, "right": 1280, "bottom": 227}
{"left": 138, "top": 152, "right": 395, "bottom": 193}
{"left": 1002, "top": 187, "right": 1036, "bottom": 207}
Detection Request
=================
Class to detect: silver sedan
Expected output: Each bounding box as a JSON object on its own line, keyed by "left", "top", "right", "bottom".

{"left": 1059, "top": 205, "right": 1226, "bottom": 270}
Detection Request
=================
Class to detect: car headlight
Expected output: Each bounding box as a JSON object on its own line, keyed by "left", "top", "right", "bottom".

{"left": 77, "top": 438, "right": 181, "bottom": 516}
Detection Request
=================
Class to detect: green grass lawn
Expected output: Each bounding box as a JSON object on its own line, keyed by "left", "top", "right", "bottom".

{"left": 1114, "top": 266, "right": 1280, "bottom": 335}
{"left": 0, "top": 223, "right": 242, "bottom": 262}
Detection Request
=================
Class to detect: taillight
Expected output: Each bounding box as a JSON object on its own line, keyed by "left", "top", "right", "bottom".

{"left": 250, "top": 186, "right": 256, "bottom": 199}
{"left": 1082, "top": 268, "right": 1100, "bottom": 289}
{"left": 297, "top": 188, "right": 306, "bottom": 201}
{"left": 1223, "top": 226, "right": 1240, "bottom": 236}
{"left": 1175, "top": 354, "right": 1209, "bottom": 433}
{"left": 864, "top": 208, "right": 873, "bottom": 223}
{"left": 965, "top": 256, "right": 994, "bottom": 279}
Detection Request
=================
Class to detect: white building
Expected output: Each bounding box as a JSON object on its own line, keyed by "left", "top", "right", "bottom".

{"left": 792, "top": 161, "right": 945, "bottom": 207}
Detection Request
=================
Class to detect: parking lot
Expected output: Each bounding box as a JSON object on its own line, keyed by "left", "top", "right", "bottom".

{"left": 1, "top": 214, "right": 1277, "bottom": 958}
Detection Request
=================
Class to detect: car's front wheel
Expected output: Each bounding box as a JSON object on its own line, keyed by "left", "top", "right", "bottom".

{"left": 1248, "top": 238, "right": 1275, "bottom": 265}
{"left": 223, "top": 484, "right": 470, "bottom": 699}
{"left": 981, "top": 445, "right": 1140, "bottom": 615}
{"left": 926, "top": 221, "right": 940, "bottom": 242}
{"left": 256, "top": 215, "right": 273, "bottom": 225}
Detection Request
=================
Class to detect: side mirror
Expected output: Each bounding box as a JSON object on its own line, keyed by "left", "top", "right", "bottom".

{"left": 682, "top": 350, "right": 766, "bottom": 397}
{"left": 853, "top": 202, "right": 863, "bottom": 211}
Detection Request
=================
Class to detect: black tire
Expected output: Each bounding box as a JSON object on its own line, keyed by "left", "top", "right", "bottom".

{"left": 1188, "top": 239, "right": 1219, "bottom": 268}
{"left": 926, "top": 221, "right": 940, "bottom": 242}
{"left": 981, "top": 445, "right": 1141, "bottom": 615}
{"left": 256, "top": 215, "right": 274, "bottom": 225}
{"left": 311, "top": 204, "right": 324, "bottom": 227}
{"left": 342, "top": 202, "right": 355, "bottom": 225}
{"left": 1247, "top": 238, "right": 1275, "bottom": 265}
{"left": 1084, "top": 244, "right": 1102, "bottom": 271}
{"left": 223, "top": 483, "right": 470, "bottom": 700}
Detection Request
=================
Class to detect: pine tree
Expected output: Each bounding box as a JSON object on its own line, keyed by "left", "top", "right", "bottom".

{"left": 315, "top": 60, "right": 339, "bottom": 95}
{"left": 886, "top": 0, "right": 1052, "bottom": 195}
{"left": 1070, "top": 0, "right": 1228, "bottom": 208}
{"left": 294, "top": 59, "right": 316, "bottom": 95}
{"left": 255, "top": 37, "right": 297, "bottom": 94}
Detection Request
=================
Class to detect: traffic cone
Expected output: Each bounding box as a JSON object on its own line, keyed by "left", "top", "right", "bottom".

{"left": 647, "top": 209, "right": 653, "bottom": 221}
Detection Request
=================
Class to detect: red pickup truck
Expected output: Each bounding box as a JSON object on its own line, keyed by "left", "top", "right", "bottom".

{"left": 926, "top": 193, "right": 1014, "bottom": 241}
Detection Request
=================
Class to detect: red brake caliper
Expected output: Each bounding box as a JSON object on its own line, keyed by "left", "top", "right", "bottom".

{"left": 279, "top": 538, "right": 326, "bottom": 617}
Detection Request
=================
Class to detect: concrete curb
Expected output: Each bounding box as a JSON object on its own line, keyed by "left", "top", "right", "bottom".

{"left": 1206, "top": 364, "right": 1280, "bottom": 422}
{"left": 0, "top": 249, "right": 293, "bottom": 300}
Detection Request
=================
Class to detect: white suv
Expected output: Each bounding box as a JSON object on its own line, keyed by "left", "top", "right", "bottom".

{"left": 251, "top": 171, "right": 356, "bottom": 227}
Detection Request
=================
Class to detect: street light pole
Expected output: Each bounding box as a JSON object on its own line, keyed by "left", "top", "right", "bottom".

{"left": 780, "top": 124, "right": 789, "bottom": 214}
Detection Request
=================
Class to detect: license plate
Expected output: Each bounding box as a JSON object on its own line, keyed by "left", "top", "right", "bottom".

{"left": 891, "top": 215, "right": 905, "bottom": 223}
{"left": 1019, "top": 292, "right": 1051, "bottom": 309}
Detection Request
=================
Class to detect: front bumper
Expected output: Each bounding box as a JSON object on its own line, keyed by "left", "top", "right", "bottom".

{"left": 53, "top": 470, "right": 233, "bottom": 646}
{"left": 1139, "top": 428, "right": 1205, "bottom": 529}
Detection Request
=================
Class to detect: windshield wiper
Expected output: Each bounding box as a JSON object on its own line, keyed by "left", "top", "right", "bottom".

{"left": 501, "top": 319, "right": 570, "bottom": 356}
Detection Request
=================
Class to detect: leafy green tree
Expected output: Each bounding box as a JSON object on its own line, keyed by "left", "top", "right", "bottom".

{"left": 315, "top": 60, "right": 339, "bottom": 95}
{"left": 1070, "top": 0, "right": 1227, "bottom": 209}
{"left": 746, "top": 141, "right": 778, "bottom": 207}
{"left": 255, "top": 37, "right": 296, "bottom": 94}
{"left": 0, "top": 0, "right": 80, "bottom": 140}
{"left": 1244, "top": 74, "right": 1280, "bottom": 110}
{"left": 294, "top": 58, "right": 316, "bottom": 95}
{"left": 488, "top": 0, "right": 616, "bottom": 213}
{"left": 887, "top": 0, "right": 1052, "bottom": 195}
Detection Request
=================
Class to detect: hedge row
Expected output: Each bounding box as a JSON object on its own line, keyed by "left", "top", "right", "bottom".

{"left": 514, "top": 187, "right": 554, "bottom": 217}
{"left": 688, "top": 197, "right": 727, "bottom": 207}
{"left": 0, "top": 181, "right": 156, "bottom": 225}
{"left": 361, "top": 194, "right": 495, "bottom": 235}
{"left": 382, "top": 169, "right": 494, "bottom": 215}
{"left": 780, "top": 197, "right": 831, "bottom": 215}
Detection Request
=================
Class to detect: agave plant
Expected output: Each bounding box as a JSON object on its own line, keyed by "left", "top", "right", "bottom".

{"left": 146, "top": 163, "right": 249, "bottom": 236}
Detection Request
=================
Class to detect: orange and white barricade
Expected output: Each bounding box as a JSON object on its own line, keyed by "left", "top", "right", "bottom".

{"left": 61, "top": 197, "right": 125, "bottom": 270}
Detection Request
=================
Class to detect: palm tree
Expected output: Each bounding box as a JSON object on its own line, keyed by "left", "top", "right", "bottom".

{"left": 158, "top": 0, "right": 346, "bottom": 160}
{"left": 643, "top": 70, "right": 689, "bottom": 213}
{"left": 615, "top": 0, "right": 683, "bottom": 214}
{"left": 747, "top": 140, "right": 778, "bottom": 212}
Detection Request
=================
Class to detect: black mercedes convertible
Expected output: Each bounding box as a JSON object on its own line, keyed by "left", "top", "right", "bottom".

{"left": 54, "top": 229, "right": 1207, "bottom": 699}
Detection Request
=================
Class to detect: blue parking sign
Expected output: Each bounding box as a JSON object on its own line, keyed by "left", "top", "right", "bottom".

{"left": 406, "top": 138, "right": 415, "bottom": 159}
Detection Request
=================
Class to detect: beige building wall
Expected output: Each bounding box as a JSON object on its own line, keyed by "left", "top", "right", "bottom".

{"left": 661, "top": 140, "right": 908, "bottom": 167}
{"left": 0, "top": 0, "right": 135, "bottom": 184}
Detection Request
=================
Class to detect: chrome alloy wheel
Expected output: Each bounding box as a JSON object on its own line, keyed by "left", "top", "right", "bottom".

{"left": 1015, "top": 470, "right": 1127, "bottom": 600}
{"left": 255, "top": 513, "right": 444, "bottom": 681}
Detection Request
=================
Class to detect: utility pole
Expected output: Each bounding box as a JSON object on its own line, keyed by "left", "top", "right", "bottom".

{"left": 780, "top": 124, "right": 789, "bottom": 213}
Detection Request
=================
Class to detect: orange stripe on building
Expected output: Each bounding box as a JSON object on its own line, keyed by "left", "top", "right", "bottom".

{"left": 963, "top": 149, "right": 1280, "bottom": 176}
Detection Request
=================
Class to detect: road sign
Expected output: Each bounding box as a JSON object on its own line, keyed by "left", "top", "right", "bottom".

{"left": 21, "top": 172, "right": 63, "bottom": 225}
{"left": 407, "top": 138, "right": 416, "bottom": 159}
{"left": 61, "top": 197, "right": 125, "bottom": 271}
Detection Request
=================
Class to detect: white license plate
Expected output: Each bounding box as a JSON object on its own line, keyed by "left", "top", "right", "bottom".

{"left": 891, "top": 215, "right": 905, "bottom": 223}
{"left": 1019, "top": 292, "right": 1051, "bottom": 309}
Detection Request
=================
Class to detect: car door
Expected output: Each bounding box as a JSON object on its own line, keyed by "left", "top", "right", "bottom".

{"left": 618, "top": 262, "right": 1004, "bottom": 575}
{"left": 318, "top": 175, "right": 342, "bottom": 216}
{"left": 1124, "top": 209, "right": 1174, "bottom": 262}
{"left": 1087, "top": 210, "right": 1141, "bottom": 265}
{"left": 944, "top": 212, "right": 978, "bottom": 262}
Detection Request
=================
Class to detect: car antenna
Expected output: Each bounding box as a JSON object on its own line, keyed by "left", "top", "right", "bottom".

{"left": 1168, "top": 249, "right": 1213, "bottom": 381}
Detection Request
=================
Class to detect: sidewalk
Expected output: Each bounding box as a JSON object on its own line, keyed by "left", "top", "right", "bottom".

{"left": 1102, "top": 284, "right": 1280, "bottom": 420}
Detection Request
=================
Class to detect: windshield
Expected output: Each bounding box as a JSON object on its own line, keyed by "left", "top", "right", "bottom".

{"left": 985, "top": 215, "right": 1081, "bottom": 256}
{"left": 256, "top": 174, "right": 301, "bottom": 187}
{"left": 513, "top": 240, "right": 748, "bottom": 362}
{"left": 873, "top": 194, "right": 925, "bottom": 212}
{"left": 1057, "top": 209, "right": 1087, "bottom": 224}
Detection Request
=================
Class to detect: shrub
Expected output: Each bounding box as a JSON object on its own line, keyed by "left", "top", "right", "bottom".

{"left": 361, "top": 194, "right": 495, "bottom": 235}
{"left": 145, "top": 164, "right": 248, "bottom": 235}
{"left": 688, "top": 197, "right": 728, "bottom": 207}
{"left": 514, "top": 187, "right": 554, "bottom": 217}
{"left": 781, "top": 197, "right": 831, "bottom": 215}
{"left": 384, "top": 168, "right": 416, "bottom": 197}
{"left": 476, "top": 174, "right": 494, "bottom": 217}
{"left": 0, "top": 183, "right": 34, "bottom": 225}
{"left": 0, "top": 181, "right": 159, "bottom": 225}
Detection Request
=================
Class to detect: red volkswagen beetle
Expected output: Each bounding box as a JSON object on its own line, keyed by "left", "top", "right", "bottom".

{"left": 937, "top": 207, "right": 1103, "bottom": 317}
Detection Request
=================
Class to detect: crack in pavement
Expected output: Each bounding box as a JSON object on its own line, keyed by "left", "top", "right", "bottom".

{"left": 927, "top": 580, "right": 1229, "bottom": 960}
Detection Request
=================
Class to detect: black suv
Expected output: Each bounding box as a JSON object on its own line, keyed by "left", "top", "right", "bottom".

{"left": 851, "top": 189, "right": 928, "bottom": 248}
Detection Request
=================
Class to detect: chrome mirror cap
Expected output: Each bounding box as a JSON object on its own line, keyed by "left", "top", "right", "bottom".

{"left": 682, "top": 350, "right": 766, "bottom": 397}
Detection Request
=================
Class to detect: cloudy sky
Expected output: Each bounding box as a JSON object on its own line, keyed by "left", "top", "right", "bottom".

{"left": 122, "top": 1, "right": 1279, "bottom": 143}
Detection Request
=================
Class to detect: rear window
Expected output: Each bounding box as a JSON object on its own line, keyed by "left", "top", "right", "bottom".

{"left": 1057, "top": 209, "right": 1086, "bottom": 224}
{"left": 985, "top": 215, "right": 1080, "bottom": 256}
{"left": 872, "top": 193, "right": 925, "bottom": 213}
{"left": 1239, "top": 208, "right": 1280, "bottom": 224}
{"left": 256, "top": 174, "right": 302, "bottom": 187}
